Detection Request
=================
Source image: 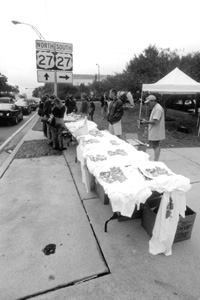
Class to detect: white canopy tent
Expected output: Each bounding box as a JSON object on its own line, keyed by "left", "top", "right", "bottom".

{"left": 139, "top": 68, "right": 200, "bottom": 135}
{"left": 142, "top": 67, "right": 200, "bottom": 94}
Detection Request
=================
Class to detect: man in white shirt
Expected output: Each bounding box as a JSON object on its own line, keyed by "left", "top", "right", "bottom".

{"left": 140, "top": 95, "right": 165, "bottom": 161}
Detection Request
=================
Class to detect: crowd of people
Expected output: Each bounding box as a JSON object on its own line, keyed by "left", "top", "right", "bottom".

{"left": 38, "top": 94, "right": 67, "bottom": 151}
{"left": 38, "top": 90, "right": 165, "bottom": 161}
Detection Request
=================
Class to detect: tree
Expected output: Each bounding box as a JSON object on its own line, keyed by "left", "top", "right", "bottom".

{"left": 32, "top": 83, "right": 78, "bottom": 99}
{"left": 0, "top": 73, "right": 19, "bottom": 95}
{"left": 32, "top": 86, "right": 44, "bottom": 98}
{"left": 124, "top": 45, "right": 181, "bottom": 93}
{"left": 57, "top": 83, "right": 77, "bottom": 99}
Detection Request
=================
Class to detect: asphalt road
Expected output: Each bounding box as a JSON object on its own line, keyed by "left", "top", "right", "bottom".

{"left": 0, "top": 111, "right": 38, "bottom": 169}
{"left": 0, "top": 111, "right": 36, "bottom": 146}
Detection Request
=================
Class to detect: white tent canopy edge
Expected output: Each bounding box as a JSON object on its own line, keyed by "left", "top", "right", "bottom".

{"left": 142, "top": 67, "right": 200, "bottom": 94}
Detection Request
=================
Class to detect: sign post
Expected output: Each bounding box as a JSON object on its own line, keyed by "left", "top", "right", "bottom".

{"left": 54, "top": 75, "right": 57, "bottom": 97}
{"left": 35, "top": 40, "right": 73, "bottom": 96}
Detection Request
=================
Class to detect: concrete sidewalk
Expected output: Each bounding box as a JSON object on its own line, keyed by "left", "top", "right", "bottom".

{"left": 0, "top": 123, "right": 200, "bottom": 300}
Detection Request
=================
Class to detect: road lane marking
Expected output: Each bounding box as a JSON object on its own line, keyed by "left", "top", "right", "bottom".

{"left": 0, "top": 112, "right": 38, "bottom": 152}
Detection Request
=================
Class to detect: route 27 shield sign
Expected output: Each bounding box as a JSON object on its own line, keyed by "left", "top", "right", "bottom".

{"left": 36, "top": 51, "right": 73, "bottom": 71}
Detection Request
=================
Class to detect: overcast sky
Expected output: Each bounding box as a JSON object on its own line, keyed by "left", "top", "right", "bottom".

{"left": 1, "top": 0, "right": 200, "bottom": 96}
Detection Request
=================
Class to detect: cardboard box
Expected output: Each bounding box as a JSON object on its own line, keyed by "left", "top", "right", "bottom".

{"left": 94, "top": 180, "right": 109, "bottom": 205}
{"left": 174, "top": 207, "right": 196, "bottom": 242}
{"left": 142, "top": 199, "right": 196, "bottom": 243}
{"left": 126, "top": 138, "right": 147, "bottom": 152}
{"left": 137, "top": 144, "right": 147, "bottom": 152}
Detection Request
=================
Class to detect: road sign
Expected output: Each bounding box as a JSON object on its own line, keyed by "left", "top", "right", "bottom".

{"left": 55, "top": 42, "right": 73, "bottom": 53}
{"left": 36, "top": 51, "right": 55, "bottom": 70}
{"left": 55, "top": 53, "right": 73, "bottom": 71}
{"left": 35, "top": 40, "right": 55, "bottom": 51}
{"left": 35, "top": 40, "right": 73, "bottom": 90}
{"left": 36, "top": 51, "right": 73, "bottom": 71}
{"left": 37, "top": 70, "right": 55, "bottom": 83}
{"left": 36, "top": 40, "right": 73, "bottom": 53}
{"left": 56, "top": 71, "right": 73, "bottom": 83}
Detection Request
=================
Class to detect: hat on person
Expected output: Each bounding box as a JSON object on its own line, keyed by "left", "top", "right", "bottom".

{"left": 145, "top": 95, "right": 156, "bottom": 103}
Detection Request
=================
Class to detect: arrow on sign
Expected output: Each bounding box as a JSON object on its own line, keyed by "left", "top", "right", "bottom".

{"left": 59, "top": 75, "right": 69, "bottom": 80}
{"left": 44, "top": 73, "right": 49, "bottom": 80}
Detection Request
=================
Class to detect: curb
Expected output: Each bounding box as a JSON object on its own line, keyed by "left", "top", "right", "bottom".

{"left": 0, "top": 111, "right": 38, "bottom": 152}
{"left": 0, "top": 114, "right": 39, "bottom": 179}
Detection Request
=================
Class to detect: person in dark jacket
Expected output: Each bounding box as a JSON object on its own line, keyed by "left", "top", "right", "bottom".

{"left": 107, "top": 89, "right": 123, "bottom": 138}
{"left": 100, "top": 94, "right": 105, "bottom": 118}
{"left": 50, "top": 97, "right": 66, "bottom": 151}
{"left": 43, "top": 95, "right": 54, "bottom": 144}
{"left": 79, "top": 93, "right": 89, "bottom": 117}
{"left": 89, "top": 98, "right": 95, "bottom": 121}
{"left": 65, "top": 94, "right": 77, "bottom": 114}
{"left": 102, "top": 92, "right": 108, "bottom": 119}
{"left": 39, "top": 95, "right": 48, "bottom": 137}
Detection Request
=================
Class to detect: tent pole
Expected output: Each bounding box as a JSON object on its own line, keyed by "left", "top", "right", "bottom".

{"left": 138, "top": 90, "right": 143, "bottom": 129}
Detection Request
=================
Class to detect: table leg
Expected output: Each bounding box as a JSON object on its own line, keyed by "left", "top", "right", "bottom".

{"left": 104, "top": 212, "right": 121, "bottom": 232}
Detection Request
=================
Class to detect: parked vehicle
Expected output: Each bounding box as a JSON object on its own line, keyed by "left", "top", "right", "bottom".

{"left": 15, "top": 99, "right": 32, "bottom": 115}
{"left": 0, "top": 97, "right": 23, "bottom": 125}
{"left": 167, "top": 97, "right": 196, "bottom": 112}
{"left": 26, "top": 98, "right": 39, "bottom": 111}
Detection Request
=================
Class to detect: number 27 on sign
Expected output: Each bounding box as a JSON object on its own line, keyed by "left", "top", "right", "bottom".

{"left": 36, "top": 51, "right": 55, "bottom": 70}
{"left": 55, "top": 53, "right": 73, "bottom": 71}
{"left": 36, "top": 51, "right": 73, "bottom": 71}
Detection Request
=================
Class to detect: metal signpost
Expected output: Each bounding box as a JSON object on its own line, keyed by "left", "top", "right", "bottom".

{"left": 36, "top": 40, "right": 73, "bottom": 96}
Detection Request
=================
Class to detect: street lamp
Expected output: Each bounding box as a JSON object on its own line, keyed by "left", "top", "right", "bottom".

{"left": 96, "top": 64, "right": 100, "bottom": 81}
{"left": 11, "top": 20, "right": 45, "bottom": 40}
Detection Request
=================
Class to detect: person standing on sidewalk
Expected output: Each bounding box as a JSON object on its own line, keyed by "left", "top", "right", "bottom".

{"left": 100, "top": 94, "right": 105, "bottom": 118}
{"left": 65, "top": 94, "right": 77, "bottom": 114}
{"left": 39, "top": 95, "right": 48, "bottom": 138}
{"left": 43, "top": 95, "right": 54, "bottom": 145}
{"left": 102, "top": 92, "right": 108, "bottom": 119}
{"left": 79, "top": 93, "right": 89, "bottom": 118}
{"left": 88, "top": 98, "right": 95, "bottom": 121}
{"left": 140, "top": 94, "right": 165, "bottom": 161}
{"left": 51, "top": 98, "right": 66, "bottom": 151}
{"left": 107, "top": 89, "right": 123, "bottom": 138}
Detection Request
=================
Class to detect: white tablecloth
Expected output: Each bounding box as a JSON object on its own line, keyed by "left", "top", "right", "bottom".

{"left": 66, "top": 117, "right": 191, "bottom": 256}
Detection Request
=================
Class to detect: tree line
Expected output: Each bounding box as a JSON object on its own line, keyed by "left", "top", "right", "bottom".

{"left": 0, "top": 73, "right": 19, "bottom": 96}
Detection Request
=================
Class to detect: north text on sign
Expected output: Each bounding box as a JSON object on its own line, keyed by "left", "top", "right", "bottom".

{"left": 36, "top": 40, "right": 54, "bottom": 51}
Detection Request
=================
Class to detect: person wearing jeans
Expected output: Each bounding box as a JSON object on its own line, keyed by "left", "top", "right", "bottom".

{"left": 43, "top": 95, "right": 54, "bottom": 145}
{"left": 50, "top": 98, "right": 66, "bottom": 151}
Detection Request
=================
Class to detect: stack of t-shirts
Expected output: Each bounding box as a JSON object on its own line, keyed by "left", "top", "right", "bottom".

{"left": 92, "top": 162, "right": 152, "bottom": 217}
{"left": 76, "top": 134, "right": 106, "bottom": 163}
{"left": 64, "top": 117, "right": 97, "bottom": 137}
{"left": 64, "top": 113, "right": 82, "bottom": 123}
{"left": 136, "top": 161, "right": 191, "bottom": 256}
{"left": 78, "top": 130, "right": 149, "bottom": 166}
